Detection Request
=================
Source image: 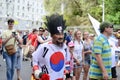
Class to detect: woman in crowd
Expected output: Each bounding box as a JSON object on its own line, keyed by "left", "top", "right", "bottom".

{"left": 82, "top": 31, "right": 93, "bottom": 80}
{"left": 73, "top": 30, "right": 83, "bottom": 80}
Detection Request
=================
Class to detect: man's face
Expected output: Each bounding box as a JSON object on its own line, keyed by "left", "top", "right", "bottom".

{"left": 105, "top": 26, "right": 113, "bottom": 36}
{"left": 39, "top": 29, "right": 44, "bottom": 35}
{"left": 52, "top": 33, "right": 64, "bottom": 47}
{"left": 8, "top": 22, "right": 14, "bottom": 27}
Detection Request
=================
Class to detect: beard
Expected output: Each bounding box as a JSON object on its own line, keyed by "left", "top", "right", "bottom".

{"left": 56, "top": 38, "right": 64, "bottom": 47}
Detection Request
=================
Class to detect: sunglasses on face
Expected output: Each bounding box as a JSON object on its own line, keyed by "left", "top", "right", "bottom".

{"left": 69, "top": 46, "right": 74, "bottom": 48}
{"left": 39, "top": 30, "right": 45, "bottom": 32}
{"left": 107, "top": 26, "right": 113, "bottom": 28}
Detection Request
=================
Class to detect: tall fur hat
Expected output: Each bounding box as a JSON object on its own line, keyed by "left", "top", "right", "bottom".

{"left": 45, "top": 13, "right": 66, "bottom": 35}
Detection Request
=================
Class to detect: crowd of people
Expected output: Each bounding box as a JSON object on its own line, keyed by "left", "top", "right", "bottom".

{"left": 0, "top": 13, "right": 120, "bottom": 80}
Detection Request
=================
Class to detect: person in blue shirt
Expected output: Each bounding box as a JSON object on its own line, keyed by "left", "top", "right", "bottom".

{"left": 65, "top": 30, "right": 73, "bottom": 45}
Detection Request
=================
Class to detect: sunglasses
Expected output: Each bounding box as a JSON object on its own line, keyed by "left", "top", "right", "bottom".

{"left": 39, "top": 30, "right": 45, "bottom": 32}
{"left": 107, "top": 26, "right": 113, "bottom": 28}
{"left": 69, "top": 46, "right": 74, "bottom": 48}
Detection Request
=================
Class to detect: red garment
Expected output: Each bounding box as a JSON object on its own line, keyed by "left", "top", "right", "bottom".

{"left": 31, "top": 73, "right": 50, "bottom": 80}
{"left": 0, "top": 38, "right": 2, "bottom": 48}
{"left": 0, "top": 38, "right": 2, "bottom": 44}
{"left": 28, "top": 33, "right": 33, "bottom": 40}
{"left": 28, "top": 33, "right": 38, "bottom": 48}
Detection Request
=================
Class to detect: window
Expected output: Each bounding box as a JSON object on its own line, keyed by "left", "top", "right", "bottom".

{"left": 22, "top": 7, "right": 24, "bottom": 10}
{"left": 18, "top": 6, "right": 19, "bottom": 10}
{"left": 17, "top": 12, "right": 19, "bottom": 16}
{"left": 22, "top": 13, "right": 24, "bottom": 17}
{"left": 18, "top": 0, "right": 20, "bottom": 3}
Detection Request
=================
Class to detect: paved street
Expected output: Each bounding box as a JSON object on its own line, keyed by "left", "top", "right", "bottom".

{"left": 0, "top": 55, "right": 120, "bottom": 80}
{"left": 0, "top": 56, "right": 32, "bottom": 80}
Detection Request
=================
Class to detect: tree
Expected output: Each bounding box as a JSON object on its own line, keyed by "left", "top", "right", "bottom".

{"left": 43, "top": 0, "right": 120, "bottom": 26}
{"left": 105, "top": 0, "right": 120, "bottom": 24}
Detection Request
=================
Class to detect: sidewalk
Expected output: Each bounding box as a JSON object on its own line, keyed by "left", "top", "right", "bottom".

{"left": 0, "top": 55, "right": 120, "bottom": 80}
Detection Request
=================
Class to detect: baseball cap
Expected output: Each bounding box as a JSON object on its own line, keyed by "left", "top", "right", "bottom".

{"left": 68, "top": 41, "right": 74, "bottom": 47}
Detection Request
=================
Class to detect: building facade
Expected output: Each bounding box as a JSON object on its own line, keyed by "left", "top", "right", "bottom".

{"left": 0, "top": 0, "right": 45, "bottom": 30}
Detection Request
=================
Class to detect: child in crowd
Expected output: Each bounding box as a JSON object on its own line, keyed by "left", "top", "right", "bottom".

{"left": 65, "top": 41, "right": 75, "bottom": 80}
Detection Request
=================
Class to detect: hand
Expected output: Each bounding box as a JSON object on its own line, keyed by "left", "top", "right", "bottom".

{"left": 64, "top": 70, "right": 69, "bottom": 74}
{"left": 102, "top": 71, "right": 109, "bottom": 80}
{"left": 82, "top": 61, "right": 85, "bottom": 67}
{"left": 14, "top": 35, "right": 19, "bottom": 39}
{"left": 34, "top": 70, "right": 41, "bottom": 79}
{"left": 76, "top": 61, "right": 80, "bottom": 66}
{"left": 87, "top": 50, "right": 92, "bottom": 54}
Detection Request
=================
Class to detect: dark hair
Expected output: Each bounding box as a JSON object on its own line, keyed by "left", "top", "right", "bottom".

{"left": 117, "top": 29, "right": 120, "bottom": 32}
{"left": 39, "top": 27, "right": 44, "bottom": 30}
{"left": 99, "top": 22, "right": 113, "bottom": 33}
{"left": 7, "top": 18, "right": 14, "bottom": 24}
{"left": 39, "top": 27, "right": 45, "bottom": 32}
{"left": 32, "top": 28, "right": 38, "bottom": 33}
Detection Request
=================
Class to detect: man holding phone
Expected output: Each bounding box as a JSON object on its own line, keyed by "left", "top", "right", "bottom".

{"left": 2, "top": 19, "right": 22, "bottom": 80}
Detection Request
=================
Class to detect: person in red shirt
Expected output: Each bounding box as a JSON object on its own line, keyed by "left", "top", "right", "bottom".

{"left": 0, "top": 38, "right": 2, "bottom": 67}
{"left": 27, "top": 29, "right": 38, "bottom": 49}
{"left": 0, "top": 38, "right": 2, "bottom": 50}
{"left": 26, "top": 29, "right": 38, "bottom": 59}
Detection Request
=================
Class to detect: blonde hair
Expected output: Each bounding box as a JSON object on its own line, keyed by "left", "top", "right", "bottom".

{"left": 74, "top": 30, "right": 82, "bottom": 40}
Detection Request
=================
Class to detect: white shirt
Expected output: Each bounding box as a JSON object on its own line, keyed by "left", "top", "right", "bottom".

{"left": 74, "top": 40, "right": 83, "bottom": 62}
{"left": 32, "top": 43, "right": 70, "bottom": 80}
{"left": 108, "top": 37, "right": 117, "bottom": 67}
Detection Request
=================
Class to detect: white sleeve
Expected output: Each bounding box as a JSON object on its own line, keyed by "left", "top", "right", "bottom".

{"left": 32, "top": 44, "right": 43, "bottom": 66}
{"left": 38, "top": 36, "right": 44, "bottom": 43}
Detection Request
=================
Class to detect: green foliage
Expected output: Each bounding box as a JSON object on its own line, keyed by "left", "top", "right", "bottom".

{"left": 43, "top": 0, "right": 120, "bottom": 32}
{"left": 105, "top": 0, "right": 120, "bottom": 24}
{"left": 89, "top": 6, "right": 102, "bottom": 22}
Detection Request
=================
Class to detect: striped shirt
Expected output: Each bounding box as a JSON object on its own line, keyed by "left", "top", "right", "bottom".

{"left": 89, "top": 34, "right": 112, "bottom": 79}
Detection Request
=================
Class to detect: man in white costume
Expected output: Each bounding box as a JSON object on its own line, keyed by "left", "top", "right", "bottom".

{"left": 32, "top": 13, "right": 70, "bottom": 80}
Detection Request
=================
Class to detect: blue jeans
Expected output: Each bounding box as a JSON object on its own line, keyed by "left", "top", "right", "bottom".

{"left": 15, "top": 48, "right": 22, "bottom": 70}
{"left": 4, "top": 52, "right": 16, "bottom": 80}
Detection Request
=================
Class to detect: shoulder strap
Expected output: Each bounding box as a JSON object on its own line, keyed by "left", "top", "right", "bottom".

{"left": 13, "top": 38, "right": 16, "bottom": 46}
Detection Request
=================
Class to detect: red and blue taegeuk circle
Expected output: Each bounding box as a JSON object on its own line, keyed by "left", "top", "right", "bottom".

{"left": 50, "top": 52, "right": 64, "bottom": 72}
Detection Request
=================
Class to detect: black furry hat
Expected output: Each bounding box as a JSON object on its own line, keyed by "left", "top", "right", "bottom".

{"left": 45, "top": 13, "right": 66, "bottom": 35}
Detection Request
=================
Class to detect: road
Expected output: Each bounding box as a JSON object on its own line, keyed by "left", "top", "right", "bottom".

{"left": 0, "top": 55, "right": 120, "bottom": 80}
{"left": 0, "top": 56, "right": 32, "bottom": 80}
